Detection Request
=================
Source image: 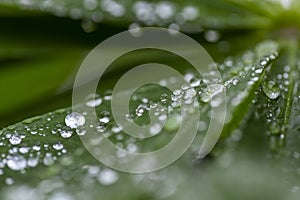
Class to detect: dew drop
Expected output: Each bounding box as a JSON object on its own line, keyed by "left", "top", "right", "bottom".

{"left": 181, "top": 6, "right": 198, "bottom": 21}
{"left": 149, "top": 123, "right": 162, "bottom": 135}
{"left": 7, "top": 155, "right": 27, "bottom": 171}
{"left": 43, "top": 153, "right": 54, "bottom": 166}
{"left": 27, "top": 157, "right": 38, "bottom": 167}
{"left": 76, "top": 127, "right": 87, "bottom": 136}
{"left": 53, "top": 142, "right": 64, "bottom": 150}
{"left": 84, "top": 0, "right": 98, "bottom": 10}
{"left": 9, "top": 135, "right": 22, "bottom": 145}
{"left": 200, "top": 84, "right": 224, "bottom": 103}
{"left": 97, "top": 169, "right": 119, "bottom": 186}
{"left": 204, "top": 30, "right": 220, "bottom": 43}
{"left": 19, "top": 147, "right": 29, "bottom": 154}
{"left": 85, "top": 94, "right": 103, "bottom": 107}
{"left": 60, "top": 129, "right": 73, "bottom": 138}
{"left": 5, "top": 177, "right": 14, "bottom": 185}
{"left": 65, "top": 112, "right": 86, "bottom": 129}
{"left": 99, "top": 111, "right": 111, "bottom": 124}
{"left": 262, "top": 81, "right": 280, "bottom": 100}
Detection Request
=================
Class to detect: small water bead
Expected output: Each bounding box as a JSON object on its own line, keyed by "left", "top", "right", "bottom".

{"left": 262, "top": 81, "right": 281, "bottom": 100}
{"left": 19, "top": 147, "right": 30, "bottom": 154}
{"left": 65, "top": 112, "right": 86, "bottom": 129}
{"left": 48, "top": 192, "right": 74, "bottom": 200}
{"left": 27, "top": 157, "right": 38, "bottom": 167}
{"left": 149, "top": 123, "right": 162, "bottom": 135}
{"left": 69, "top": 8, "right": 82, "bottom": 19}
{"left": 9, "top": 135, "right": 22, "bottom": 145}
{"left": 99, "top": 111, "right": 111, "bottom": 123}
{"left": 190, "top": 78, "right": 201, "bottom": 87}
{"left": 60, "top": 129, "right": 73, "bottom": 138}
{"left": 53, "top": 142, "right": 64, "bottom": 150}
{"left": 111, "top": 126, "right": 122, "bottom": 133}
{"left": 76, "top": 127, "right": 87, "bottom": 136}
{"left": 129, "top": 23, "right": 143, "bottom": 37}
{"left": 255, "top": 68, "right": 263, "bottom": 74}
{"left": 260, "top": 59, "right": 268, "bottom": 66}
{"left": 101, "top": 0, "right": 125, "bottom": 17}
{"left": 7, "top": 155, "right": 27, "bottom": 171}
{"left": 127, "top": 143, "right": 138, "bottom": 153}
{"left": 43, "top": 153, "right": 54, "bottom": 166}
{"left": 168, "top": 23, "right": 180, "bottom": 35}
{"left": 96, "top": 125, "right": 107, "bottom": 133}
{"left": 5, "top": 177, "right": 14, "bottom": 185}
{"left": 155, "top": 2, "right": 174, "bottom": 20}
{"left": 200, "top": 84, "right": 224, "bottom": 103}
{"left": 97, "top": 168, "right": 119, "bottom": 186}
{"left": 31, "top": 145, "right": 41, "bottom": 152}
{"left": 133, "top": 1, "right": 154, "bottom": 22}
{"left": 293, "top": 152, "right": 300, "bottom": 159}
{"left": 204, "top": 30, "right": 220, "bottom": 43}
{"left": 83, "top": 0, "right": 98, "bottom": 10}
{"left": 184, "top": 88, "right": 196, "bottom": 99}
{"left": 160, "top": 93, "right": 169, "bottom": 104}
{"left": 85, "top": 94, "right": 103, "bottom": 107}
{"left": 283, "top": 72, "right": 289, "bottom": 79}
{"left": 181, "top": 6, "right": 198, "bottom": 21}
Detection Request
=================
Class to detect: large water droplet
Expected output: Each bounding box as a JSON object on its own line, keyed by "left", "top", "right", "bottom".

{"left": 7, "top": 155, "right": 27, "bottom": 171}
{"left": 65, "top": 112, "right": 86, "bottom": 129}
{"left": 262, "top": 81, "right": 280, "bottom": 100}
{"left": 9, "top": 135, "right": 22, "bottom": 145}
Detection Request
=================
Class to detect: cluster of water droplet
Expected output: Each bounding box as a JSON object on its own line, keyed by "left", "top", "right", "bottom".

{"left": 261, "top": 64, "right": 292, "bottom": 154}
{"left": 0, "top": 0, "right": 223, "bottom": 37}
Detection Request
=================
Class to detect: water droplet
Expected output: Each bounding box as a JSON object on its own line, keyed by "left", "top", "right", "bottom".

{"left": 97, "top": 168, "right": 119, "bottom": 185}
{"left": 190, "top": 78, "right": 201, "bottom": 87}
{"left": 99, "top": 111, "right": 110, "bottom": 124}
{"left": 19, "top": 147, "right": 29, "bottom": 154}
{"left": 84, "top": 0, "right": 98, "bottom": 10}
{"left": 204, "top": 30, "right": 220, "bottom": 43}
{"left": 32, "top": 145, "right": 41, "bottom": 151}
{"left": 262, "top": 81, "right": 280, "bottom": 100}
{"left": 76, "top": 127, "right": 87, "bottom": 136}
{"left": 7, "top": 155, "right": 27, "bottom": 171}
{"left": 9, "top": 135, "right": 22, "bottom": 145}
{"left": 5, "top": 177, "right": 14, "bottom": 185}
{"left": 101, "top": 0, "right": 125, "bottom": 17}
{"left": 43, "top": 153, "right": 54, "bottom": 166}
{"left": 85, "top": 94, "right": 102, "bottom": 107}
{"left": 200, "top": 84, "right": 224, "bottom": 103}
{"left": 129, "top": 23, "right": 142, "bottom": 37}
{"left": 181, "top": 6, "right": 198, "bottom": 21}
{"left": 149, "top": 123, "right": 162, "bottom": 135}
{"left": 60, "top": 129, "right": 73, "bottom": 138}
{"left": 53, "top": 142, "right": 64, "bottom": 150}
{"left": 155, "top": 2, "right": 174, "bottom": 20}
{"left": 27, "top": 157, "right": 38, "bottom": 167}
{"left": 65, "top": 112, "right": 86, "bottom": 129}
{"left": 255, "top": 68, "right": 263, "bottom": 74}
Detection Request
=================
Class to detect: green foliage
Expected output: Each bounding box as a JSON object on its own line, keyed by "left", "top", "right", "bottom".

{"left": 1, "top": 0, "right": 300, "bottom": 199}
